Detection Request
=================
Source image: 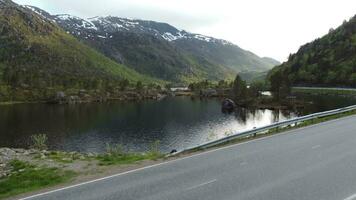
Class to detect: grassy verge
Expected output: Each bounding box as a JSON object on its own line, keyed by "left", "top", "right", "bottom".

{"left": 97, "top": 142, "right": 164, "bottom": 166}
{"left": 46, "top": 151, "right": 86, "bottom": 163}
{"left": 292, "top": 88, "right": 356, "bottom": 95}
{"left": 97, "top": 152, "right": 164, "bottom": 166}
{"left": 182, "top": 109, "right": 356, "bottom": 154}
{"left": 0, "top": 144, "right": 165, "bottom": 199}
{"left": 0, "top": 160, "right": 75, "bottom": 199}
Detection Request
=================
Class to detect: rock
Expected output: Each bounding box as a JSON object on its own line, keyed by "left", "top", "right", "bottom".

{"left": 13, "top": 148, "right": 25, "bottom": 153}
{"left": 23, "top": 150, "right": 30, "bottom": 156}
{"left": 0, "top": 173, "right": 7, "bottom": 179}
{"left": 221, "top": 98, "right": 236, "bottom": 113}
{"left": 40, "top": 153, "right": 46, "bottom": 159}
{"left": 41, "top": 150, "right": 49, "bottom": 155}
{"left": 28, "top": 149, "right": 38, "bottom": 154}
{"left": 0, "top": 148, "right": 16, "bottom": 157}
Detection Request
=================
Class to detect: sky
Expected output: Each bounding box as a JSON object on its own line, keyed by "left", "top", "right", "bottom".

{"left": 13, "top": 0, "right": 356, "bottom": 62}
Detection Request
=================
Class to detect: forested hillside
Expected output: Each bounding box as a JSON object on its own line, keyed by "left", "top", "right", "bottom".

{"left": 0, "top": 0, "right": 154, "bottom": 101}
{"left": 269, "top": 15, "right": 356, "bottom": 88}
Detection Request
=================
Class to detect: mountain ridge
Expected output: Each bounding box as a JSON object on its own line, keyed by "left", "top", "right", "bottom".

{"left": 24, "top": 5, "right": 279, "bottom": 82}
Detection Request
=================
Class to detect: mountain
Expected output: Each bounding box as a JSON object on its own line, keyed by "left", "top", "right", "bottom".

{"left": 261, "top": 57, "right": 280, "bottom": 66}
{"left": 269, "top": 15, "right": 356, "bottom": 87}
{"left": 26, "top": 6, "right": 278, "bottom": 82}
{"left": 0, "top": 0, "right": 154, "bottom": 101}
{"left": 239, "top": 71, "right": 268, "bottom": 83}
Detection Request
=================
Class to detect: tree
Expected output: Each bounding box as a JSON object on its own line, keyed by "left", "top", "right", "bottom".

{"left": 232, "top": 74, "right": 247, "bottom": 100}
{"left": 119, "top": 79, "right": 130, "bottom": 91}
{"left": 248, "top": 81, "right": 264, "bottom": 98}
{"left": 218, "top": 80, "right": 228, "bottom": 88}
{"left": 136, "top": 81, "right": 143, "bottom": 91}
{"left": 269, "top": 69, "right": 291, "bottom": 99}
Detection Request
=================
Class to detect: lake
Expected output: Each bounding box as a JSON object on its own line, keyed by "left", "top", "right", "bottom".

{"left": 1, "top": 94, "right": 355, "bottom": 153}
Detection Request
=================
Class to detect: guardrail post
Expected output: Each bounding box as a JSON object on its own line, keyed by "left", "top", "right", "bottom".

{"left": 253, "top": 127, "right": 257, "bottom": 137}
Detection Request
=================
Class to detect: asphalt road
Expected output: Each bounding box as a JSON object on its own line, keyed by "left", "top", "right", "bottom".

{"left": 22, "top": 115, "right": 356, "bottom": 200}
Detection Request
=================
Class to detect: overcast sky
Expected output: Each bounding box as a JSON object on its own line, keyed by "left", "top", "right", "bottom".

{"left": 13, "top": 0, "right": 356, "bottom": 61}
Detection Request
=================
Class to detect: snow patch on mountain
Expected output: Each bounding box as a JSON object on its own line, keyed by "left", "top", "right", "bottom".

{"left": 21, "top": 5, "right": 234, "bottom": 46}
{"left": 162, "top": 32, "right": 180, "bottom": 41}
{"left": 55, "top": 14, "right": 98, "bottom": 30}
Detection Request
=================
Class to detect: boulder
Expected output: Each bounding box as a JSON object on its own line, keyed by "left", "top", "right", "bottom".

{"left": 221, "top": 98, "right": 236, "bottom": 113}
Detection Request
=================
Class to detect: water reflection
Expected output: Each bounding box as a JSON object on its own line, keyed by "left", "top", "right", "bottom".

{"left": 0, "top": 95, "right": 355, "bottom": 153}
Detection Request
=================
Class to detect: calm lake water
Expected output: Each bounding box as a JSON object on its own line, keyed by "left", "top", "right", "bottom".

{"left": 1, "top": 95, "right": 356, "bottom": 153}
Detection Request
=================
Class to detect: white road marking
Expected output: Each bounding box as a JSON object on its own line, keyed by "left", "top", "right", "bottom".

{"left": 343, "top": 193, "right": 356, "bottom": 200}
{"left": 312, "top": 145, "right": 321, "bottom": 149}
{"left": 20, "top": 115, "right": 356, "bottom": 200}
{"left": 186, "top": 179, "right": 217, "bottom": 191}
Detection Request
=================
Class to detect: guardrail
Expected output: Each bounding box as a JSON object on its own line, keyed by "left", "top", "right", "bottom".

{"left": 173, "top": 104, "right": 356, "bottom": 155}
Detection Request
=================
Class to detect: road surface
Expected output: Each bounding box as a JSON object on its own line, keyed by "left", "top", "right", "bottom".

{"left": 22, "top": 115, "right": 356, "bottom": 200}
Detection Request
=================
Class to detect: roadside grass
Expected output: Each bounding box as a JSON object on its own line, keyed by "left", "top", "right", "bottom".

{"left": 96, "top": 152, "right": 163, "bottom": 166}
{"left": 47, "top": 151, "right": 74, "bottom": 163}
{"left": 292, "top": 88, "right": 356, "bottom": 96}
{"left": 182, "top": 109, "right": 356, "bottom": 154}
{"left": 46, "top": 151, "right": 89, "bottom": 163}
{"left": 0, "top": 160, "right": 75, "bottom": 199}
{"left": 96, "top": 142, "right": 164, "bottom": 166}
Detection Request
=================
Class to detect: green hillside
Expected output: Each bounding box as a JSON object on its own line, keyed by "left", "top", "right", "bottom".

{"left": 0, "top": 1, "right": 156, "bottom": 101}
{"left": 84, "top": 31, "right": 235, "bottom": 82}
{"left": 174, "top": 39, "right": 278, "bottom": 73}
{"left": 269, "top": 15, "right": 356, "bottom": 88}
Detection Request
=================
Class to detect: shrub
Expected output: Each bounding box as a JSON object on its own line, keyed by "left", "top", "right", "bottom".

{"left": 105, "top": 143, "right": 124, "bottom": 156}
{"left": 30, "top": 134, "right": 48, "bottom": 150}
{"left": 148, "top": 140, "right": 160, "bottom": 155}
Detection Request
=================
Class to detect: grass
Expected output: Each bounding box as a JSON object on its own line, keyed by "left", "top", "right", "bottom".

{"left": 96, "top": 152, "right": 163, "bottom": 166}
{"left": 292, "top": 88, "right": 356, "bottom": 95}
{"left": 97, "top": 142, "right": 164, "bottom": 166}
{"left": 47, "top": 151, "right": 87, "bottom": 163}
{"left": 0, "top": 160, "right": 75, "bottom": 199}
{"left": 182, "top": 109, "right": 356, "bottom": 154}
{"left": 30, "top": 134, "right": 48, "bottom": 151}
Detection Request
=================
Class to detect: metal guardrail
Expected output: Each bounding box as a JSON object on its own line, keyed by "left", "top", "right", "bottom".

{"left": 173, "top": 104, "right": 356, "bottom": 155}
